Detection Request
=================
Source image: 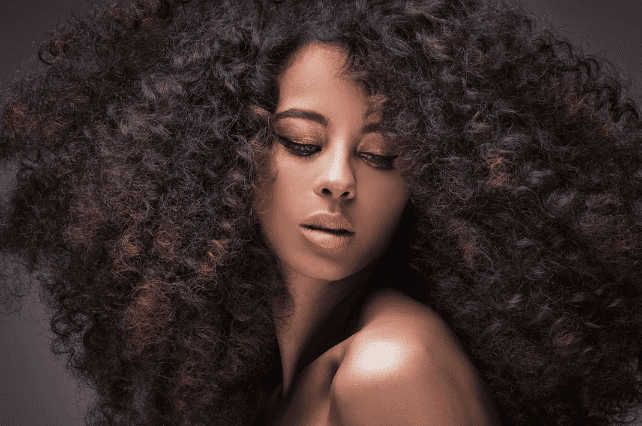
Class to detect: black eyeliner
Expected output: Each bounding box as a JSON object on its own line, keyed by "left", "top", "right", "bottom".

{"left": 275, "top": 134, "right": 397, "bottom": 169}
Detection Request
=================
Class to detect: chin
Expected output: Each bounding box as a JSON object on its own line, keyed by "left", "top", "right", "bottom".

{"left": 287, "top": 256, "right": 363, "bottom": 283}
{"left": 305, "top": 266, "right": 355, "bottom": 282}
{"left": 297, "top": 260, "right": 376, "bottom": 281}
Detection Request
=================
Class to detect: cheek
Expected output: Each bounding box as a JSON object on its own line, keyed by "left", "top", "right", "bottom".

{"left": 256, "top": 158, "right": 303, "bottom": 246}
{"left": 359, "top": 177, "right": 408, "bottom": 251}
{"left": 367, "top": 177, "right": 407, "bottom": 221}
{"left": 253, "top": 183, "right": 274, "bottom": 250}
{"left": 272, "top": 157, "right": 313, "bottom": 219}
{"left": 252, "top": 149, "right": 278, "bottom": 218}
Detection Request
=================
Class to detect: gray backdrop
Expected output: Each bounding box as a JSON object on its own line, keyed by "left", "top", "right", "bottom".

{"left": 1, "top": 1, "right": 641, "bottom": 425}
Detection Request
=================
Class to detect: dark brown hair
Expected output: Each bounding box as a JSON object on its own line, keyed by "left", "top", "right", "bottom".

{"left": 1, "top": 0, "right": 641, "bottom": 425}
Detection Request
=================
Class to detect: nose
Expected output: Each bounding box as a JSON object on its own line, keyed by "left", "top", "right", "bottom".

{"left": 316, "top": 145, "right": 356, "bottom": 200}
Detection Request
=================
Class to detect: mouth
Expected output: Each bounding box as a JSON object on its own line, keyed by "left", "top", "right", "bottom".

{"left": 300, "top": 224, "right": 355, "bottom": 250}
{"left": 302, "top": 225, "right": 354, "bottom": 235}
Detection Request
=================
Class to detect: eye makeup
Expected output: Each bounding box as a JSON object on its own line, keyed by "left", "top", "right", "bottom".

{"left": 274, "top": 134, "right": 399, "bottom": 170}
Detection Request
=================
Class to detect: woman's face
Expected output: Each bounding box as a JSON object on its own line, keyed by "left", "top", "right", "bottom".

{"left": 254, "top": 43, "right": 409, "bottom": 283}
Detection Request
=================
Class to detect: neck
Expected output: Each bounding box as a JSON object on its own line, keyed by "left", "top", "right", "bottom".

{"left": 270, "top": 261, "right": 377, "bottom": 400}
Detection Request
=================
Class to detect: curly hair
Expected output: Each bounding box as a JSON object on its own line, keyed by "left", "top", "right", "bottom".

{"left": 1, "top": 0, "right": 641, "bottom": 425}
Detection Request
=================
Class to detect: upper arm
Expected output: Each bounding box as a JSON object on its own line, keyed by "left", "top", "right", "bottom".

{"left": 331, "top": 311, "right": 500, "bottom": 426}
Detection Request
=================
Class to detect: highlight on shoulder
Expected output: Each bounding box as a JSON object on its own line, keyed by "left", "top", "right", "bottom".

{"left": 330, "top": 287, "right": 501, "bottom": 426}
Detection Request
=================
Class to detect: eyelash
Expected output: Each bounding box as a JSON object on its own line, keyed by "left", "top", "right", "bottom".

{"left": 275, "top": 135, "right": 398, "bottom": 170}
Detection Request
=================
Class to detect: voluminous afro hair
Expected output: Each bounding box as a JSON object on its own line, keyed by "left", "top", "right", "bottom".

{"left": 1, "top": 0, "right": 642, "bottom": 425}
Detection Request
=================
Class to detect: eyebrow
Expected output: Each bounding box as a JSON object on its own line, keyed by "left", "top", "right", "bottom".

{"left": 272, "top": 108, "right": 383, "bottom": 134}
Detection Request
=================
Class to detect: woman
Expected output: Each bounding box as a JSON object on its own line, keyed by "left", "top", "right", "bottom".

{"left": 0, "top": 0, "right": 640, "bottom": 425}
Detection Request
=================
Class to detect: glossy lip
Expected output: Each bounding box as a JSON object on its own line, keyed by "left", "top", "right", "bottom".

{"left": 300, "top": 212, "right": 355, "bottom": 233}
{"left": 300, "top": 226, "right": 355, "bottom": 251}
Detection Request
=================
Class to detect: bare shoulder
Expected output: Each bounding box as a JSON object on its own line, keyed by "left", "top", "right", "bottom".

{"left": 331, "top": 287, "right": 501, "bottom": 426}
{"left": 354, "top": 287, "right": 444, "bottom": 332}
{"left": 351, "top": 287, "right": 463, "bottom": 356}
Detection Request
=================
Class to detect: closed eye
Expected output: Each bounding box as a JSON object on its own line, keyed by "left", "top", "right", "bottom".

{"left": 276, "top": 135, "right": 319, "bottom": 156}
{"left": 275, "top": 135, "right": 398, "bottom": 170}
{"left": 360, "top": 153, "right": 398, "bottom": 170}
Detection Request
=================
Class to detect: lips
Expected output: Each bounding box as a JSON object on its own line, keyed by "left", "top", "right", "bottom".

{"left": 301, "top": 212, "right": 355, "bottom": 233}
{"left": 300, "top": 224, "right": 355, "bottom": 250}
{"left": 302, "top": 225, "right": 352, "bottom": 235}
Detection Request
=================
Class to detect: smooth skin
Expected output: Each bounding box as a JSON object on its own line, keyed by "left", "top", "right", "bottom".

{"left": 253, "top": 42, "right": 500, "bottom": 425}
{"left": 332, "top": 287, "right": 502, "bottom": 425}
{"left": 253, "top": 41, "right": 409, "bottom": 400}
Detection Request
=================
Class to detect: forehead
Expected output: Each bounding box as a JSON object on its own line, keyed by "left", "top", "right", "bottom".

{"left": 280, "top": 43, "right": 349, "bottom": 82}
{"left": 277, "top": 43, "right": 381, "bottom": 120}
